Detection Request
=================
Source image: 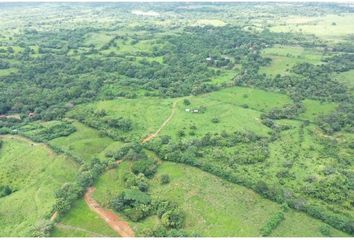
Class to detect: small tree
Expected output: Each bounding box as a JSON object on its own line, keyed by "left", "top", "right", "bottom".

{"left": 177, "top": 130, "right": 185, "bottom": 137}
{"left": 211, "top": 117, "right": 220, "bottom": 123}
{"left": 160, "top": 174, "right": 170, "bottom": 185}
{"left": 183, "top": 99, "right": 191, "bottom": 106}
{"left": 161, "top": 209, "right": 185, "bottom": 229}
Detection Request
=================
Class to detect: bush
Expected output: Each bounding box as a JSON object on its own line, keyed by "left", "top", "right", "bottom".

{"left": 183, "top": 99, "right": 191, "bottom": 106}
{"left": 123, "top": 204, "right": 152, "bottom": 222}
{"left": 161, "top": 208, "right": 185, "bottom": 229}
{"left": 0, "top": 185, "right": 13, "bottom": 198}
{"left": 30, "top": 123, "right": 76, "bottom": 141}
{"left": 260, "top": 211, "right": 285, "bottom": 236}
{"left": 131, "top": 159, "right": 157, "bottom": 178}
{"left": 160, "top": 174, "right": 170, "bottom": 185}
{"left": 111, "top": 189, "right": 151, "bottom": 212}
{"left": 319, "top": 225, "right": 331, "bottom": 237}
{"left": 123, "top": 172, "right": 149, "bottom": 192}
{"left": 30, "top": 220, "right": 54, "bottom": 237}
{"left": 211, "top": 117, "right": 220, "bottom": 123}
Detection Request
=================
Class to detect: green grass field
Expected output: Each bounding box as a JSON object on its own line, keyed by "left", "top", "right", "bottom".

{"left": 68, "top": 97, "right": 175, "bottom": 141}
{"left": 299, "top": 99, "right": 337, "bottom": 122}
{"left": 161, "top": 87, "right": 292, "bottom": 138}
{"left": 49, "top": 121, "right": 120, "bottom": 162}
{"left": 84, "top": 32, "right": 113, "bottom": 49}
{"left": 92, "top": 160, "right": 348, "bottom": 237}
{"left": 260, "top": 45, "right": 324, "bottom": 76}
{"left": 0, "top": 67, "right": 18, "bottom": 77}
{"left": 0, "top": 136, "right": 78, "bottom": 237}
{"left": 335, "top": 69, "right": 354, "bottom": 90}
{"left": 271, "top": 14, "right": 354, "bottom": 41}
{"left": 51, "top": 199, "right": 119, "bottom": 237}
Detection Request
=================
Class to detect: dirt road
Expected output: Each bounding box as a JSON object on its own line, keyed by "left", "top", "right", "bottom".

{"left": 84, "top": 187, "right": 135, "bottom": 237}
{"left": 142, "top": 100, "right": 179, "bottom": 143}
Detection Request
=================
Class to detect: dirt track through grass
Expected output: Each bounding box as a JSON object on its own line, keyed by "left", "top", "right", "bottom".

{"left": 142, "top": 99, "right": 179, "bottom": 143}
{"left": 84, "top": 187, "right": 135, "bottom": 237}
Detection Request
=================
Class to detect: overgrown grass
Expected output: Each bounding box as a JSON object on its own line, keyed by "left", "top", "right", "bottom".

{"left": 0, "top": 136, "right": 78, "bottom": 236}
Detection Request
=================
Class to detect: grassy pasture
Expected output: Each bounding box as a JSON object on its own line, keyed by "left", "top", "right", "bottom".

{"left": 51, "top": 199, "right": 119, "bottom": 237}
{"left": 335, "top": 69, "right": 354, "bottom": 90}
{"left": 0, "top": 136, "right": 78, "bottom": 236}
{"left": 100, "top": 38, "right": 156, "bottom": 56}
{"left": 161, "top": 87, "right": 290, "bottom": 138}
{"left": 206, "top": 86, "right": 292, "bottom": 112}
{"left": 271, "top": 210, "right": 350, "bottom": 237}
{"left": 0, "top": 67, "right": 18, "bottom": 77}
{"left": 271, "top": 14, "right": 354, "bottom": 41}
{"left": 92, "top": 161, "right": 281, "bottom": 236}
{"left": 69, "top": 87, "right": 292, "bottom": 140}
{"left": 92, "top": 160, "right": 348, "bottom": 236}
{"left": 299, "top": 99, "right": 337, "bottom": 122}
{"left": 50, "top": 121, "right": 119, "bottom": 162}
{"left": 210, "top": 69, "right": 237, "bottom": 84}
{"left": 260, "top": 45, "right": 324, "bottom": 76}
{"left": 84, "top": 32, "right": 113, "bottom": 49}
{"left": 68, "top": 98, "right": 174, "bottom": 141}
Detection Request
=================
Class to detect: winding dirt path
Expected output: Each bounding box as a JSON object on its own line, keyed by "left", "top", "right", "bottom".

{"left": 84, "top": 187, "right": 135, "bottom": 237}
{"left": 51, "top": 100, "right": 179, "bottom": 236}
{"left": 142, "top": 100, "right": 179, "bottom": 143}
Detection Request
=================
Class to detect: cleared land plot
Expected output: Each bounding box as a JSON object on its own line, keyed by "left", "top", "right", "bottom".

{"left": 84, "top": 32, "right": 113, "bottom": 49}
{"left": 335, "top": 69, "right": 354, "bottom": 90}
{"left": 260, "top": 45, "right": 324, "bottom": 76}
{"left": 299, "top": 99, "right": 337, "bottom": 122}
{"left": 270, "top": 14, "right": 354, "bottom": 41}
{"left": 0, "top": 67, "right": 18, "bottom": 77}
{"left": 161, "top": 87, "right": 288, "bottom": 138}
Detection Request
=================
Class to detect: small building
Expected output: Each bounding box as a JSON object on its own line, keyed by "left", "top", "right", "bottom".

{"left": 206, "top": 57, "right": 212, "bottom": 61}
{"left": 193, "top": 109, "right": 199, "bottom": 113}
{"left": 28, "top": 112, "right": 35, "bottom": 117}
{"left": 185, "top": 108, "right": 190, "bottom": 112}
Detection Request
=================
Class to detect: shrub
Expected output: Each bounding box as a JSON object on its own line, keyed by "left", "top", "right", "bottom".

{"left": 160, "top": 174, "right": 170, "bottom": 185}
{"left": 111, "top": 189, "right": 151, "bottom": 211}
{"left": 319, "top": 225, "right": 331, "bottom": 236}
{"left": 0, "top": 185, "right": 13, "bottom": 198}
{"left": 161, "top": 208, "right": 185, "bottom": 229}
{"left": 260, "top": 211, "right": 285, "bottom": 236}
{"left": 30, "top": 220, "right": 54, "bottom": 237}
{"left": 183, "top": 99, "right": 191, "bottom": 105}
{"left": 131, "top": 159, "right": 157, "bottom": 178}
{"left": 211, "top": 117, "right": 220, "bottom": 123}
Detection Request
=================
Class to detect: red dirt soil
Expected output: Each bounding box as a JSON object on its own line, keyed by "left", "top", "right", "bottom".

{"left": 84, "top": 187, "right": 135, "bottom": 237}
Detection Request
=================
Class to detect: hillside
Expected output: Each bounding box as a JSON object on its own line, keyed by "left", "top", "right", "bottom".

{"left": 0, "top": 2, "right": 353, "bottom": 237}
